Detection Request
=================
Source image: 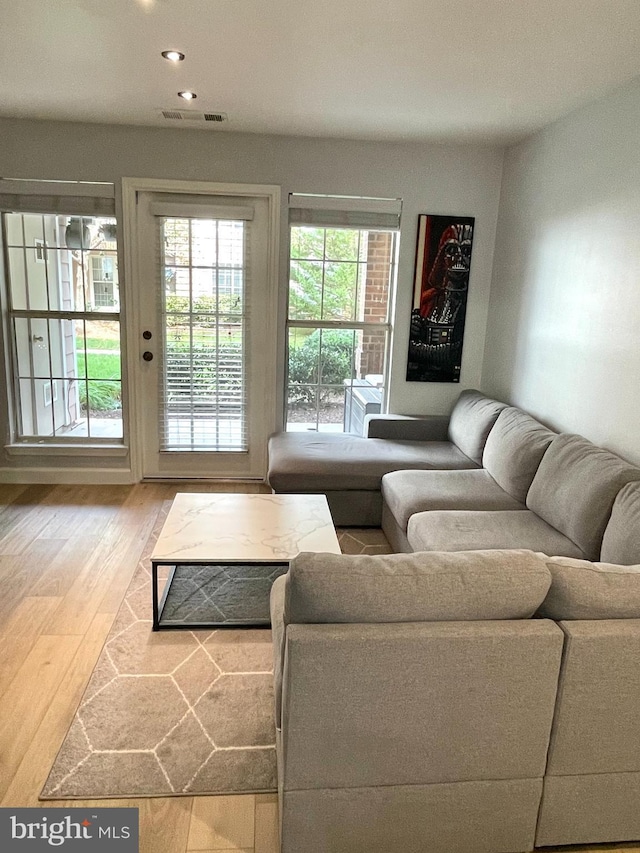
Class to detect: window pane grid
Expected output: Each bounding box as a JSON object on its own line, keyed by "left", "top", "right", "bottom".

{"left": 2, "top": 212, "right": 123, "bottom": 442}
{"left": 286, "top": 223, "right": 396, "bottom": 434}
{"left": 288, "top": 227, "right": 390, "bottom": 325}
{"left": 160, "top": 217, "right": 247, "bottom": 452}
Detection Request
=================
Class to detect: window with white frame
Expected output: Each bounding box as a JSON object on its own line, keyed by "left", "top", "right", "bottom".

{"left": 0, "top": 180, "right": 123, "bottom": 444}
{"left": 90, "top": 254, "right": 118, "bottom": 308}
{"left": 286, "top": 194, "right": 400, "bottom": 434}
{"left": 158, "top": 213, "right": 247, "bottom": 452}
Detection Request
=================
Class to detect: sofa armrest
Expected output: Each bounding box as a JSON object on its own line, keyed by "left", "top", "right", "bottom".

{"left": 270, "top": 574, "right": 288, "bottom": 729}
{"left": 364, "top": 413, "right": 450, "bottom": 441}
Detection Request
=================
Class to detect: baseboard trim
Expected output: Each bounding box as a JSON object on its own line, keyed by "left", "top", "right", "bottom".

{"left": 0, "top": 467, "right": 136, "bottom": 484}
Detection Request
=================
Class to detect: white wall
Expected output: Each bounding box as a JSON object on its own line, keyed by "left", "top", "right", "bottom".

{"left": 482, "top": 76, "right": 640, "bottom": 466}
{"left": 0, "top": 117, "right": 504, "bottom": 476}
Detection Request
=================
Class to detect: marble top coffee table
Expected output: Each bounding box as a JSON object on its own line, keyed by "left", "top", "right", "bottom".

{"left": 151, "top": 492, "right": 340, "bottom": 629}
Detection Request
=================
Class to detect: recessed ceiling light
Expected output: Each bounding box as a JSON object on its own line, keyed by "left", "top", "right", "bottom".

{"left": 162, "top": 50, "right": 185, "bottom": 62}
{"left": 178, "top": 91, "right": 197, "bottom": 101}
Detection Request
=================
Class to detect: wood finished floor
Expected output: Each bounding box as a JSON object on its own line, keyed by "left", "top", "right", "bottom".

{"left": 0, "top": 481, "right": 277, "bottom": 853}
{"left": 0, "top": 481, "right": 638, "bottom": 853}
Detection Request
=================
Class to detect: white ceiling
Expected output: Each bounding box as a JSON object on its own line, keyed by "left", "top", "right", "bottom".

{"left": 1, "top": 0, "right": 640, "bottom": 144}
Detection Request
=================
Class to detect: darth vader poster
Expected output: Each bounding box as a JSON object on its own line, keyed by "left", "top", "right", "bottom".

{"left": 406, "top": 214, "right": 475, "bottom": 382}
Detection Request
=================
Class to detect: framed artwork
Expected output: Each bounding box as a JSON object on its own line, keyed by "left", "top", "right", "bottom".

{"left": 406, "top": 214, "right": 475, "bottom": 382}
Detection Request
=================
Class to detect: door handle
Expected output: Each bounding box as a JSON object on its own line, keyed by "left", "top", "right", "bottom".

{"left": 143, "top": 351, "right": 153, "bottom": 362}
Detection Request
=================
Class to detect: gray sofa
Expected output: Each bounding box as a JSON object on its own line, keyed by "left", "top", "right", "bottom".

{"left": 269, "top": 388, "right": 640, "bottom": 851}
{"left": 535, "top": 550, "right": 640, "bottom": 846}
{"left": 381, "top": 404, "right": 556, "bottom": 551}
{"left": 384, "top": 427, "right": 640, "bottom": 561}
{"left": 269, "top": 389, "right": 640, "bottom": 565}
{"left": 271, "top": 545, "right": 640, "bottom": 853}
{"left": 267, "top": 389, "right": 507, "bottom": 525}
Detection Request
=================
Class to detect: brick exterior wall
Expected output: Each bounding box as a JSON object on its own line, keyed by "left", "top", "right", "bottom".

{"left": 358, "top": 231, "right": 393, "bottom": 377}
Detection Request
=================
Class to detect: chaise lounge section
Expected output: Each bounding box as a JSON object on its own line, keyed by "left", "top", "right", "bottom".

{"left": 267, "top": 389, "right": 507, "bottom": 525}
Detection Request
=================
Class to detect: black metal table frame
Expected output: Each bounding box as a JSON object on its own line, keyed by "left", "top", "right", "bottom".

{"left": 151, "top": 558, "right": 288, "bottom": 631}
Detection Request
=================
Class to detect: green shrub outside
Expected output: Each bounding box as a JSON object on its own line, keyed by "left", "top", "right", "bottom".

{"left": 78, "top": 335, "right": 244, "bottom": 413}
{"left": 165, "top": 294, "right": 242, "bottom": 325}
{"left": 77, "top": 351, "right": 122, "bottom": 412}
{"left": 288, "top": 329, "right": 353, "bottom": 405}
{"left": 165, "top": 338, "right": 243, "bottom": 403}
{"left": 80, "top": 381, "right": 121, "bottom": 412}
{"left": 77, "top": 316, "right": 354, "bottom": 414}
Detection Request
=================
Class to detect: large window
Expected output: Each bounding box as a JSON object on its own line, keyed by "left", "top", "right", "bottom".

{"left": 0, "top": 181, "right": 122, "bottom": 444}
{"left": 286, "top": 194, "right": 400, "bottom": 433}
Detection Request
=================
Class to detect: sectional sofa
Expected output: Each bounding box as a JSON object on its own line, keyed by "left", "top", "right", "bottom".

{"left": 270, "top": 546, "right": 640, "bottom": 853}
{"left": 268, "top": 389, "right": 640, "bottom": 565}
{"left": 268, "top": 389, "right": 640, "bottom": 852}
{"left": 267, "top": 389, "right": 507, "bottom": 526}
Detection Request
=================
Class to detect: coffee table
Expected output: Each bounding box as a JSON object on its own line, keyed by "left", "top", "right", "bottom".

{"left": 151, "top": 492, "right": 340, "bottom": 630}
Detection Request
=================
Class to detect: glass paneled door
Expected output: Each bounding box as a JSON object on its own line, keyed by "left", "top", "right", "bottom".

{"left": 131, "top": 185, "right": 278, "bottom": 479}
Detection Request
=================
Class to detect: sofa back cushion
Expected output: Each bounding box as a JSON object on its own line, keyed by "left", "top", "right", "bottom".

{"left": 526, "top": 434, "right": 640, "bottom": 560}
{"left": 284, "top": 549, "right": 551, "bottom": 624}
{"left": 280, "top": 620, "right": 563, "bottom": 794}
{"left": 482, "top": 407, "right": 556, "bottom": 503}
{"left": 447, "top": 389, "right": 507, "bottom": 464}
{"left": 538, "top": 556, "right": 640, "bottom": 619}
{"left": 601, "top": 482, "right": 640, "bottom": 565}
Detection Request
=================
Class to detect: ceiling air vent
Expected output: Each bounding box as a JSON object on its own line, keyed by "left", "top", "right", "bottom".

{"left": 160, "top": 109, "right": 228, "bottom": 123}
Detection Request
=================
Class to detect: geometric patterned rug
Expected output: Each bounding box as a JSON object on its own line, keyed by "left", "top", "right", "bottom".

{"left": 40, "top": 520, "right": 390, "bottom": 799}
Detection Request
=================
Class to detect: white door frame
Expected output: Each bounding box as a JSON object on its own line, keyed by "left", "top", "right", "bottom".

{"left": 121, "top": 177, "right": 280, "bottom": 481}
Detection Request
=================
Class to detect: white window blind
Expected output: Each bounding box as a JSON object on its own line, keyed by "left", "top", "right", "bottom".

{"left": 156, "top": 214, "right": 249, "bottom": 452}
{"left": 0, "top": 179, "right": 115, "bottom": 216}
{"left": 149, "top": 201, "right": 253, "bottom": 220}
{"left": 288, "top": 193, "right": 402, "bottom": 230}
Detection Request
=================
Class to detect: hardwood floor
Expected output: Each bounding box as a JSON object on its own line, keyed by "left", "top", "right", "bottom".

{"left": 0, "top": 481, "right": 638, "bottom": 853}
{"left": 0, "top": 482, "right": 277, "bottom": 853}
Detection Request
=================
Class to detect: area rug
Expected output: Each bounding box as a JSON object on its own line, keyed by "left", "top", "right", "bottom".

{"left": 40, "top": 517, "right": 390, "bottom": 799}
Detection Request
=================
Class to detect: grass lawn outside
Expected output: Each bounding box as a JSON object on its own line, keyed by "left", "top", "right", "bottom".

{"left": 84, "top": 336, "right": 121, "bottom": 350}
{"left": 77, "top": 349, "right": 122, "bottom": 414}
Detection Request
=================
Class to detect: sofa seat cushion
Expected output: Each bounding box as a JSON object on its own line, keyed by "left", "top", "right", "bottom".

{"left": 382, "top": 469, "right": 524, "bottom": 533}
{"left": 526, "top": 434, "right": 640, "bottom": 560}
{"left": 482, "top": 407, "right": 556, "bottom": 503}
{"left": 538, "top": 556, "right": 640, "bottom": 619}
{"left": 280, "top": 549, "right": 551, "bottom": 624}
{"left": 447, "top": 390, "right": 507, "bottom": 464}
{"left": 267, "top": 432, "right": 477, "bottom": 492}
{"left": 407, "top": 509, "right": 585, "bottom": 558}
{"left": 600, "top": 482, "right": 640, "bottom": 565}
